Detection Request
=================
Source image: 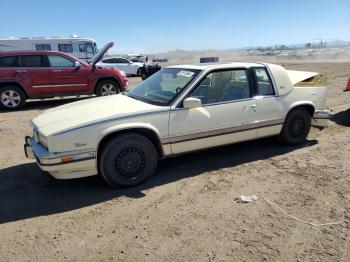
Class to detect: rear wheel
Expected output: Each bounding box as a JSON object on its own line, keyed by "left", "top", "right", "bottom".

{"left": 279, "top": 107, "right": 311, "bottom": 145}
{"left": 96, "top": 80, "right": 120, "bottom": 96}
{"left": 141, "top": 71, "right": 148, "bottom": 80}
{"left": 137, "top": 67, "right": 142, "bottom": 77}
{"left": 100, "top": 133, "right": 158, "bottom": 187}
{"left": 0, "top": 86, "right": 26, "bottom": 110}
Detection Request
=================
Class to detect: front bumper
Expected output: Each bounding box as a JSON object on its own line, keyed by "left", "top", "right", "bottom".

{"left": 312, "top": 109, "right": 333, "bottom": 128}
{"left": 24, "top": 136, "right": 98, "bottom": 179}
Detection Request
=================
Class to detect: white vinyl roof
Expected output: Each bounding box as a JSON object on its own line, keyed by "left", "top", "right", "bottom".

{"left": 166, "top": 62, "right": 264, "bottom": 70}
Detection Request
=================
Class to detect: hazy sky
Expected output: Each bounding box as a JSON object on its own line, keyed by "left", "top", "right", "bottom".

{"left": 1, "top": 0, "right": 349, "bottom": 53}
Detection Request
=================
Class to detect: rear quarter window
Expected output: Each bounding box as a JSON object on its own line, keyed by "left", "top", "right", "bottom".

{"left": 253, "top": 68, "right": 275, "bottom": 96}
{"left": 0, "top": 56, "right": 18, "bottom": 67}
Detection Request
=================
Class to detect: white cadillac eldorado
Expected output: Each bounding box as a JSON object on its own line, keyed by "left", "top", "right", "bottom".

{"left": 24, "top": 62, "right": 332, "bottom": 187}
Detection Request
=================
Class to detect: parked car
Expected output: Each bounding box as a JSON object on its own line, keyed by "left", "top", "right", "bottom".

{"left": 24, "top": 62, "right": 332, "bottom": 187}
{"left": 140, "top": 63, "right": 161, "bottom": 80}
{"left": 0, "top": 42, "right": 127, "bottom": 110}
{"left": 96, "top": 57, "right": 144, "bottom": 76}
{"left": 127, "top": 54, "right": 147, "bottom": 63}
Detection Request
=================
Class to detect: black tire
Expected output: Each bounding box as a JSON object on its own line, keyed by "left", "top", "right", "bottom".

{"left": 141, "top": 72, "right": 148, "bottom": 80}
{"left": 0, "top": 86, "right": 26, "bottom": 111}
{"left": 95, "top": 80, "right": 120, "bottom": 96}
{"left": 100, "top": 133, "right": 158, "bottom": 187}
{"left": 137, "top": 67, "right": 142, "bottom": 77}
{"left": 279, "top": 107, "right": 311, "bottom": 145}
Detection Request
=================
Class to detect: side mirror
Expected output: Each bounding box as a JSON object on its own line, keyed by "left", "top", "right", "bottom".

{"left": 74, "top": 61, "right": 81, "bottom": 68}
{"left": 183, "top": 97, "right": 201, "bottom": 109}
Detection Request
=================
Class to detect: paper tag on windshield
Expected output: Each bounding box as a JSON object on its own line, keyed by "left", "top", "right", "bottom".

{"left": 177, "top": 70, "right": 194, "bottom": 78}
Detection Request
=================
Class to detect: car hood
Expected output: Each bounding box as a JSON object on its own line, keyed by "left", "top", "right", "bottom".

{"left": 32, "top": 95, "right": 166, "bottom": 136}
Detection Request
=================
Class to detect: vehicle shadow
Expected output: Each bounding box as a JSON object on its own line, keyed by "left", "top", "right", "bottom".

{"left": 331, "top": 109, "right": 350, "bottom": 127}
{"left": 0, "top": 138, "right": 317, "bottom": 224}
{"left": 19, "top": 97, "right": 92, "bottom": 111}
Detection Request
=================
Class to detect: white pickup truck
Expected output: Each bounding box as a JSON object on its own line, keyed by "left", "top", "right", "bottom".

{"left": 24, "top": 62, "right": 331, "bottom": 187}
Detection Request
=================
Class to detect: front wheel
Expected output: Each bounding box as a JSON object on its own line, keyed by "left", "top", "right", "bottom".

{"left": 279, "top": 107, "right": 311, "bottom": 145}
{"left": 136, "top": 67, "right": 142, "bottom": 77}
{"left": 0, "top": 86, "right": 26, "bottom": 110}
{"left": 96, "top": 80, "right": 120, "bottom": 96}
{"left": 100, "top": 133, "right": 158, "bottom": 187}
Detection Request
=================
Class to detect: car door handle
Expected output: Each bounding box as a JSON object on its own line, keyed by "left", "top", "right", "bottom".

{"left": 244, "top": 104, "right": 257, "bottom": 111}
{"left": 50, "top": 69, "right": 62, "bottom": 73}
{"left": 16, "top": 70, "right": 26, "bottom": 73}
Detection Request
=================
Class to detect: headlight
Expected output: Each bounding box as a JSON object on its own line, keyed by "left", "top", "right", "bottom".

{"left": 38, "top": 132, "right": 48, "bottom": 148}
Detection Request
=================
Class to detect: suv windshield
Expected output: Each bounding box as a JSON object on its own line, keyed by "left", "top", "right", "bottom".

{"left": 127, "top": 68, "right": 201, "bottom": 106}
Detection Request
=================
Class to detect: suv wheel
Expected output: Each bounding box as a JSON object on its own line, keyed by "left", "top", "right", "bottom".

{"left": 0, "top": 86, "right": 26, "bottom": 110}
{"left": 279, "top": 107, "right": 311, "bottom": 145}
{"left": 96, "top": 80, "right": 120, "bottom": 96}
{"left": 141, "top": 72, "right": 148, "bottom": 80}
{"left": 137, "top": 68, "right": 142, "bottom": 77}
{"left": 100, "top": 133, "right": 158, "bottom": 187}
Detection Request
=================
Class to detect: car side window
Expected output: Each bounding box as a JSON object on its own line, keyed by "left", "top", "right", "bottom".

{"left": 119, "top": 59, "right": 129, "bottom": 64}
{"left": 253, "top": 68, "right": 275, "bottom": 96}
{"left": 48, "top": 55, "right": 74, "bottom": 67}
{"left": 58, "top": 44, "right": 73, "bottom": 53}
{"left": 190, "top": 69, "right": 251, "bottom": 105}
{"left": 20, "top": 55, "right": 44, "bottom": 67}
{"left": 0, "top": 56, "right": 18, "bottom": 67}
{"left": 102, "top": 58, "right": 114, "bottom": 63}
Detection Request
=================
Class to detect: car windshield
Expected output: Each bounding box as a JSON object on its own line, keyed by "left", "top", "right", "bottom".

{"left": 127, "top": 68, "right": 201, "bottom": 106}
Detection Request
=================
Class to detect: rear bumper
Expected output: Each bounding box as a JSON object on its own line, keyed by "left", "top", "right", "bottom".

{"left": 313, "top": 109, "right": 333, "bottom": 119}
{"left": 312, "top": 109, "right": 332, "bottom": 128}
{"left": 24, "top": 136, "right": 98, "bottom": 179}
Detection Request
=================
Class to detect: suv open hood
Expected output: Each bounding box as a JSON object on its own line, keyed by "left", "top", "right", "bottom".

{"left": 90, "top": 42, "right": 114, "bottom": 66}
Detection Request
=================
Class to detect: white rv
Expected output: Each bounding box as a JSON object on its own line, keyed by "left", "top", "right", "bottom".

{"left": 0, "top": 36, "right": 98, "bottom": 62}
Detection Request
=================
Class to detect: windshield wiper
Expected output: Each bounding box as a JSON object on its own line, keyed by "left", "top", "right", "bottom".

{"left": 127, "top": 93, "right": 166, "bottom": 106}
{"left": 144, "top": 98, "right": 167, "bottom": 106}
{"left": 127, "top": 93, "right": 142, "bottom": 101}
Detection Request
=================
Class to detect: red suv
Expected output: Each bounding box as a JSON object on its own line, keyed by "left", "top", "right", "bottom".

{"left": 0, "top": 42, "right": 127, "bottom": 110}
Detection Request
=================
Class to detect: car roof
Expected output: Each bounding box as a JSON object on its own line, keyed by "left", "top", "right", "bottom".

{"left": 166, "top": 62, "right": 265, "bottom": 70}
{"left": 103, "top": 57, "right": 127, "bottom": 59}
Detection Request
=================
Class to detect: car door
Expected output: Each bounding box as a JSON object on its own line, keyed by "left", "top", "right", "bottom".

{"left": 252, "top": 67, "right": 285, "bottom": 138}
{"left": 102, "top": 58, "right": 120, "bottom": 70}
{"left": 18, "top": 55, "right": 53, "bottom": 96}
{"left": 47, "top": 54, "right": 90, "bottom": 95}
{"left": 169, "top": 69, "right": 259, "bottom": 154}
{"left": 118, "top": 58, "right": 132, "bottom": 75}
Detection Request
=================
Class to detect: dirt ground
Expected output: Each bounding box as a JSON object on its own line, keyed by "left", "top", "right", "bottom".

{"left": 0, "top": 62, "right": 350, "bottom": 262}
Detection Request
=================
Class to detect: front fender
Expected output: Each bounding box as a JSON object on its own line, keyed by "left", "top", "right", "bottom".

{"left": 95, "top": 122, "right": 162, "bottom": 151}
